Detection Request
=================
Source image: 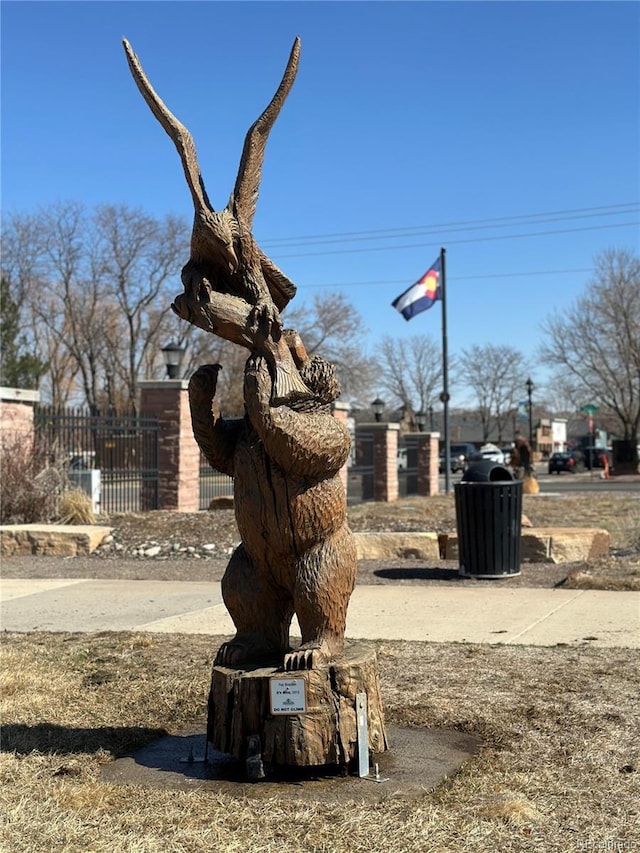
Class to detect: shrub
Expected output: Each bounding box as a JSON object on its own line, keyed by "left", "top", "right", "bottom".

{"left": 58, "top": 488, "right": 96, "bottom": 525}
{"left": 0, "top": 431, "right": 66, "bottom": 524}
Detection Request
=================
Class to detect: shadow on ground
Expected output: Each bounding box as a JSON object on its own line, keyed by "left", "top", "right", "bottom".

{"left": 101, "top": 725, "right": 482, "bottom": 803}
{"left": 1, "top": 722, "right": 168, "bottom": 756}
{"left": 375, "top": 567, "right": 461, "bottom": 582}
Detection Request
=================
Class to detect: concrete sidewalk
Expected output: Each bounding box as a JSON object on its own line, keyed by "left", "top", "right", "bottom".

{"left": 1, "top": 577, "right": 638, "bottom": 648}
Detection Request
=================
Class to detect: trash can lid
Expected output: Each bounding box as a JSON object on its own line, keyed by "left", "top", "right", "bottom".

{"left": 461, "top": 460, "right": 515, "bottom": 482}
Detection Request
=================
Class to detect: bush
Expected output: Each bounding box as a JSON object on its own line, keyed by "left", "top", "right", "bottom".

{"left": 0, "top": 431, "right": 66, "bottom": 524}
{"left": 58, "top": 488, "right": 96, "bottom": 525}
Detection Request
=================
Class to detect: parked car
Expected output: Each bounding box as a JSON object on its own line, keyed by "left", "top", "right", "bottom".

{"left": 477, "top": 443, "right": 505, "bottom": 464}
{"left": 548, "top": 451, "right": 584, "bottom": 474}
{"left": 439, "top": 451, "right": 463, "bottom": 474}
{"left": 449, "top": 443, "right": 478, "bottom": 470}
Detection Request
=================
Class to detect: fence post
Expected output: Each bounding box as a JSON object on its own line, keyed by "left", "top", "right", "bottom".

{"left": 417, "top": 431, "right": 440, "bottom": 496}
{"left": 369, "top": 422, "right": 400, "bottom": 503}
{"left": 138, "top": 380, "right": 199, "bottom": 512}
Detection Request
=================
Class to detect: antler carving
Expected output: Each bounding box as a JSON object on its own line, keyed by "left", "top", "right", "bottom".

{"left": 123, "top": 37, "right": 310, "bottom": 404}
{"left": 122, "top": 37, "right": 299, "bottom": 310}
{"left": 231, "top": 36, "right": 300, "bottom": 229}
{"left": 123, "top": 38, "right": 213, "bottom": 217}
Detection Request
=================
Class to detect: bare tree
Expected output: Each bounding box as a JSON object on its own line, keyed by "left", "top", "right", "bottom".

{"left": 178, "top": 292, "right": 376, "bottom": 414}
{"left": 3, "top": 207, "right": 373, "bottom": 414}
{"left": 2, "top": 202, "right": 189, "bottom": 412}
{"left": 3, "top": 203, "right": 105, "bottom": 408}
{"left": 1, "top": 212, "right": 50, "bottom": 390}
{"left": 32, "top": 292, "right": 81, "bottom": 407}
{"left": 283, "top": 291, "right": 377, "bottom": 406}
{"left": 458, "top": 344, "right": 528, "bottom": 443}
{"left": 375, "top": 336, "right": 443, "bottom": 425}
{"left": 36, "top": 202, "right": 112, "bottom": 412}
{"left": 95, "top": 204, "right": 189, "bottom": 413}
{"left": 0, "top": 211, "right": 44, "bottom": 307}
{"left": 540, "top": 247, "right": 640, "bottom": 444}
{"left": 178, "top": 330, "right": 248, "bottom": 415}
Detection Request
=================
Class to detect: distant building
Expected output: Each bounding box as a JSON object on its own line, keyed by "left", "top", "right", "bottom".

{"left": 551, "top": 418, "right": 568, "bottom": 453}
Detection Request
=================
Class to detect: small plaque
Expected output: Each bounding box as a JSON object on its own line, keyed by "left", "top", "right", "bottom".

{"left": 270, "top": 677, "right": 307, "bottom": 715}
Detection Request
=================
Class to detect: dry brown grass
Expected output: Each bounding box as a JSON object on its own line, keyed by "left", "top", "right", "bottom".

{"left": 58, "top": 488, "right": 97, "bottom": 525}
{"left": 1, "top": 631, "right": 638, "bottom": 852}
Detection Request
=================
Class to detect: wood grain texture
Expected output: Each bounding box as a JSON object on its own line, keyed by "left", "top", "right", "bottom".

{"left": 189, "top": 355, "right": 357, "bottom": 673}
{"left": 126, "top": 34, "right": 388, "bottom": 771}
{"left": 208, "top": 642, "right": 388, "bottom": 769}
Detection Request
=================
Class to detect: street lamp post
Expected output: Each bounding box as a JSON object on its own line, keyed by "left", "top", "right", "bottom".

{"left": 416, "top": 410, "right": 427, "bottom": 432}
{"left": 161, "top": 342, "right": 186, "bottom": 380}
{"left": 428, "top": 405, "right": 434, "bottom": 431}
{"left": 371, "top": 398, "right": 386, "bottom": 423}
{"left": 525, "top": 377, "right": 534, "bottom": 448}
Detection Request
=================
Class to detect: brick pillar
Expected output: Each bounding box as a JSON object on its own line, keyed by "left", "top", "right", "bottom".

{"left": 370, "top": 422, "right": 399, "bottom": 503}
{"left": 332, "top": 401, "right": 351, "bottom": 496}
{"left": 417, "top": 431, "right": 440, "bottom": 496}
{"left": 139, "top": 380, "right": 199, "bottom": 512}
{"left": 0, "top": 387, "right": 39, "bottom": 442}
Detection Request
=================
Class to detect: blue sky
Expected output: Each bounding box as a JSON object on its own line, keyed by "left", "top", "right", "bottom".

{"left": 2, "top": 1, "right": 639, "bottom": 404}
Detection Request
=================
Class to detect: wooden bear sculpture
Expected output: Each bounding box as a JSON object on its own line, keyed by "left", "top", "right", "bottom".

{"left": 189, "top": 348, "right": 357, "bottom": 671}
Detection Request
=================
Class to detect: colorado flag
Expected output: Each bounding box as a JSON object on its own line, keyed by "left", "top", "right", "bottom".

{"left": 392, "top": 256, "right": 441, "bottom": 321}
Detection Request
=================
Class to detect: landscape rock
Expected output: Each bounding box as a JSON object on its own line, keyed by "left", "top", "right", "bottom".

{"left": 354, "top": 532, "right": 440, "bottom": 561}
{"left": 441, "top": 527, "right": 610, "bottom": 564}
{"left": 545, "top": 528, "right": 610, "bottom": 564}
{"left": 0, "top": 524, "right": 113, "bottom": 556}
{"left": 143, "top": 545, "right": 162, "bottom": 558}
{"left": 208, "top": 497, "right": 234, "bottom": 510}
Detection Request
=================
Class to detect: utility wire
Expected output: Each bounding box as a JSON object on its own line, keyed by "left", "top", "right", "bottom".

{"left": 261, "top": 202, "right": 639, "bottom": 248}
{"left": 273, "top": 220, "right": 639, "bottom": 260}
{"left": 297, "top": 267, "right": 597, "bottom": 290}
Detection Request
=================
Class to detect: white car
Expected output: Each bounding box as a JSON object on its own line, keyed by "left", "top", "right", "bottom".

{"left": 478, "top": 443, "right": 505, "bottom": 464}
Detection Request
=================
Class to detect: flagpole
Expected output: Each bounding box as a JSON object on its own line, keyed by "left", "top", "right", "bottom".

{"left": 440, "top": 247, "right": 451, "bottom": 493}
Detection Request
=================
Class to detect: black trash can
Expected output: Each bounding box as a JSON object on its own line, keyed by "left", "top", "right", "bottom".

{"left": 454, "top": 461, "right": 523, "bottom": 578}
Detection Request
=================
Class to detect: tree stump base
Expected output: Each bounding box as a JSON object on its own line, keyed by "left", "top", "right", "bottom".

{"left": 207, "top": 642, "right": 388, "bottom": 773}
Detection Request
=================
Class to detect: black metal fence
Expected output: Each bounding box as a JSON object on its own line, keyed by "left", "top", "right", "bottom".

{"left": 347, "top": 431, "right": 374, "bottom": 503}
{"left": 346, "top": 432, "right": 422, "bottom": 503}
{"left": 398, "top": 434, "right": 420, "bottom": 497}
{"left": 199, "top": 453, "right": 234, "bottom": 510}
{"left": 32, "top": 405, "right": 428, "bottom": 513}
{"left": 34, "top": 405, "right": 159, "bottom": 513}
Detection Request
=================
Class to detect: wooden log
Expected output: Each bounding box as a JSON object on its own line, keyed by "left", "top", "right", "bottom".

{"left": 172, "top": 290, "right": 311, "bottom": 405}
{"left": 207, "top": 642, "right": 388, "bottom": 771}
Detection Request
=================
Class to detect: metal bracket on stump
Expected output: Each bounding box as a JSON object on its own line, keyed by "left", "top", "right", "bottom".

{"left": 356, "top": 691, "right": 389, "bottom": 783}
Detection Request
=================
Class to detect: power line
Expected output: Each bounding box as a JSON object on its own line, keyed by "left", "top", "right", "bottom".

{"left": 261, "top": 202, "right": 639, "bottom": 248}
{"left": 273, "top": 220, "right": 639, "bottom": 260}
{"left": 268, "top": 210, "right": 637, "bottom": 249}
{"left": 297, "top": 267, "right": 597, "bottom": 290}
